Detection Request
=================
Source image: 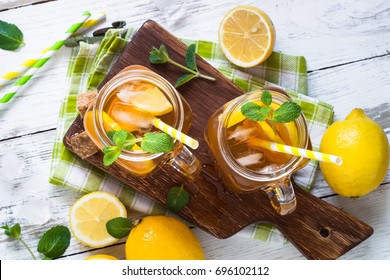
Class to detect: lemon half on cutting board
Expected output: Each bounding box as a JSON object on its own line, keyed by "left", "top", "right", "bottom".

{"left": 219, "top": 6, "right": 276, "bottom": 68}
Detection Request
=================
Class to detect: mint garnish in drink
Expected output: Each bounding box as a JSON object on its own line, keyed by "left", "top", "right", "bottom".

{"left": 102, "top": 129, "right": 175, "bottom": 166}
{"left": 241, "top": 90, "right": 302, "bottom": 124}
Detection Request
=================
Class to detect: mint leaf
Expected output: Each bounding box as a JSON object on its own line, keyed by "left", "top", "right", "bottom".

{"left": 241, "top": 102, "right": 271, "bottom": 121}
{"left": 111, "top": 21, "right": 126, "bottom": 28}
{"left": 102, "top": 146, "right": 121, "bottom": 166}
{"left": 167, "top": 185, "right": 189, "bottom": 211}
{"left": 149, "top": 44, "right": 215, "bottom": 86}
{"left": 271, "top": 102, "right": 302, "bottom": 123}
{"left": 106, "top": 130, "right": 116, "bottom": 141}
{"left": 106, "top": 217, "right": 132, "bottom": 239}
{"left": 149, "top": 45, "right": 170, "bottom": 64}
{"left": 2, "top": 223, "right": 38, "bottom": 259}
{"left": 175, "top": 73, "right": 196, "bottom": 88}
{"left": 0, "top": 20, "right": 24, "bottom": 51}
{"left": 261, "top": 90, "right": 272, "bottom": 106}
{"left": 141, "top": 132, "right": 174, "bottom": 153}
{"left": 1, "top": 224, "right": 20, "bottom": 238}
{"left": 185, "top": 44, "right": 197, "bottom": 71}
{"left": 37, "top": 226, "right": 70, "bottom": 259}
{"left": 122, "top": 134, "right": 138, "bottom": 151}
{"left": 113, "top": 130, "right": 129, "bottom": 146}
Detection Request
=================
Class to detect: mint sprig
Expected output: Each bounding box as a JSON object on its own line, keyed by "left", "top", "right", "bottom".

{"left": 241, "top": 103, "right": 271, "bottom": 121}
{"left": 102, "top": 129, "right": 175, "bottom": 166}
{"left": 1, "top": 223, "right": 71, "bottom": 260}
{"left": 149, "top": 44, "right": 216, "bottom": 88}
{"left": 241, "top": 90, "right": 302, "bottom": 126}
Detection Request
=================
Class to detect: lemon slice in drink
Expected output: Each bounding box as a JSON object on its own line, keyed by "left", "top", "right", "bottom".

{"left": 219, "top": 6, "right": 276, "bottom": 67}
{"left": 225, "top": 101, "right": 285, "bottom": 143}
{"left": 69, "top": 191, "right": 127, "bottom": 248}
{"left": 117, "top": 86, "right": 173, "bottom": 116}
{"left": 102, "top": 111, "right": 121, "bottom": 131}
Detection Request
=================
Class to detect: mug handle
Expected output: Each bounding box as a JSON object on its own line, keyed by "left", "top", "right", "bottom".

{"left": 262, "top": 175, "right": 297, "bottom": 215}
{"left": 169, "top": 145, "right": 202, "bottom": 178}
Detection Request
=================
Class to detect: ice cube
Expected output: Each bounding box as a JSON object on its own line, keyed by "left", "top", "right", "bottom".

{"left": 228, "top": 125, "right": 257, "bottom": 142}
{"left": 110, "top": 102, "right": 154, "bottom": 132}
{"left": 0, "top": 152, "right": 25, "bottom": 182}
{"left": 19, "top": 199, "right": 51, "bottom": 225}
{"left": 117, "top": 90, "right": 137, "bottom": 103}
{"left": 259, "top": 164, "right": 281, "bottom": 173}
{"left": 236, "top": 153, "right": 264, "bottom": 167}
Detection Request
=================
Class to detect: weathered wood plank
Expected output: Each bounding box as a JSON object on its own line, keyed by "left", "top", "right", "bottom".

{"left": 0, "top": 0, "right": 47, "bottom": 11}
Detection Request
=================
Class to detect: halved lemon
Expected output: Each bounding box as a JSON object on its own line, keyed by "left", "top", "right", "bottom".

{"left": 69, "top": 191, "right": 127, "bottom": 248}
{"left": 219, "top": 6, "right": 276, "bottom": 67}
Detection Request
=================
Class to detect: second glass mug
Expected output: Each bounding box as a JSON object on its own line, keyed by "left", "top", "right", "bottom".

{"left": 205, "top": 88, "right": 310, "bottom": 215}
{"left": 84, "top": 65, "right": 201, "bottom": 178}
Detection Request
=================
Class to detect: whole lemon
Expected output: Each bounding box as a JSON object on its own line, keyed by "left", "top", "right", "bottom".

{"left": 125, "top": 215, "right": 205, "bottom": 260}
{"left": 320, "top": 108, "right": 389, "bottom": 197}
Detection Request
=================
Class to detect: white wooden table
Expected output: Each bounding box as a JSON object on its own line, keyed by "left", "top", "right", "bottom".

{"left": 0, "top": 0, "right": 389, "bottom": 260}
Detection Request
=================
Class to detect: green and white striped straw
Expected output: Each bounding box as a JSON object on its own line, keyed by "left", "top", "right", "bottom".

{"left": 0, "top": 11, "right": 91, "bottom": 104}
{"left": 73, "top": 11, "right": 106, "bottom": 36}
{"left": 0, "top": 11, "right": 101, "bottom": 88}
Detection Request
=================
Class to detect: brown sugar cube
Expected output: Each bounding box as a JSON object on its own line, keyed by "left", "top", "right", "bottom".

{"left": 70, "top": 131, "right": 99, "bottom": 159}
{"left": 77, "top": 89, "right": 97, "bottom": 118}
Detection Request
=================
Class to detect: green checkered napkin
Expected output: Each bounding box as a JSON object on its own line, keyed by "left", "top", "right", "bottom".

{"left": 50, "top": 29, "right": 334, "bottom": 243}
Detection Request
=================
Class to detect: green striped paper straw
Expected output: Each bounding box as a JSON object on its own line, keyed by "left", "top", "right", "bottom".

{"left": 73, "top": 11, "right": 106, "bottom": 36}
{"left": 0, "top": 11, "right": 102, "bottom": 88}
{"left": 0, "top": 11, "right": 91, "bottom": 104}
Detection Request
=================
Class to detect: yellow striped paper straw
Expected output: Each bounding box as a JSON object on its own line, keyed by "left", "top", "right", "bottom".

{"left": 73, "top": 11, "right": 106, "bottom": 36}
{"left": 0, "top": 11, "right": 105, "bottom": 87}
{"left": 255, "top": 139, "right": 342, "bottom": 165}
{"left": 153, "top": 118, "right": 199, "bottom": 149}
{"left": 0, "top": 11, "right": 91, "bottom": 103}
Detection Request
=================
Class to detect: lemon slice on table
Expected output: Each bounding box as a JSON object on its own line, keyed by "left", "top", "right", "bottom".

{"left": 69, "top": 191, "right": 127, "bottom": 248}
{"left": 219, "top": 5, "right": 276, "bottom": 67}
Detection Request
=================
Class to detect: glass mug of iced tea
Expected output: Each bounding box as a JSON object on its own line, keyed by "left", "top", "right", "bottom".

{"left": 205, "top": 88, "right": 309, "bottom": 215}
{"left": 84, "top": 66, "right": 201, "bottom": 178}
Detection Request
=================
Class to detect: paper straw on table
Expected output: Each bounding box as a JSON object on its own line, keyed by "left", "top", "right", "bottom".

{"left": 255, "top": 139, "right": 342, "bottom": 165}
{"left": 0, "top": 11, "right": 91, "bottom": 104}
{"left": 153, "top": 118, "right": 199, "bottom": 149}
{"left": 73, "top": 11, "right": 106, "bottom": 36}
{"left": 0, "top": 11, "right": 104, "bottom": 87}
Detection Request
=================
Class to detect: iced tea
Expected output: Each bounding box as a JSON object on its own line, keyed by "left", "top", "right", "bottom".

{"left": 84, "top": 66, "right": 195, "bottom": 177}
{"left": 205, "top": 89, "right": 309, "bottom": 214}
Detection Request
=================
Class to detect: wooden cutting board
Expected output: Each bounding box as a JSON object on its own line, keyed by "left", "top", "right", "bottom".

{"left": 63, "top": 20, "right": 373, "bottom": 259}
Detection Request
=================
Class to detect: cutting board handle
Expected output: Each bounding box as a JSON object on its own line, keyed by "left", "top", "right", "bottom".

{"left": 272, "top": 181, "right": 373, "bottom": 259}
